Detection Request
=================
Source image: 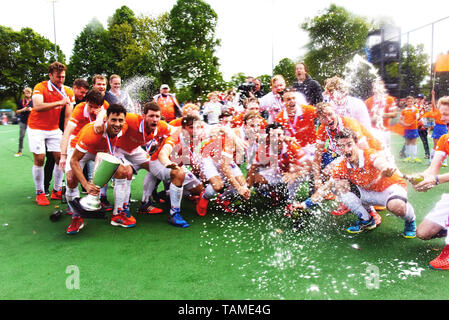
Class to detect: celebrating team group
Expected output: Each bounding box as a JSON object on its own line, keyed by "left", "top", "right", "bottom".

{"left": 19, "top": 61, "right": 449, "bottom": 270}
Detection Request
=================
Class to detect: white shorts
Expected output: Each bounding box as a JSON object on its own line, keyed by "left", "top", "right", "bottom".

{"left": 149, "top": 159, "right": 201, "bottom": 191}
{"left": 258, "top": 167, "right": 283, "bottom": 186}
{"left": 302, "top": 143, "right": 316, "bottom": 162}
{"left": 27, "top": 127, "right": 62, "bottom": 154}
{"left": 424, "top": 193, "right": 449, "bottom": 230}
{"left": 66, "top": 151, "right": 96, "bottom": 173}
{"left": 357, "top": 184, "right": 407, "bottom": 207}
{"left": 201, "top": 157, "right": 243, "bottom": 181}
{"left": 115, "top": 147, "right": 149, "bottom": 172}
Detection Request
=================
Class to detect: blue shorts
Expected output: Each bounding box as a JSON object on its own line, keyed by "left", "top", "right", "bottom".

{"left": 404, "top": 129, "right": 419, "bottom": 139}
{"left": 432, "top": 124, "right": 448, "bottom": 140}
{"left": 321, "top": 151, "right": 339, "bottom": 169}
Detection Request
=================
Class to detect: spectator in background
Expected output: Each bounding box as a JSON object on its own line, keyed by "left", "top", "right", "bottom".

{"left": 15, "top": 87, "right": 33, "bottom": 157}
{"left": 108, "top": 74, "right": 134, "bottom": 111}
{"left": 252, "top": 78, "right": 266, "bottom": 99}
{"left": 153, "top": 84, "right": 182, "bottom": 122}
{"left": 292, "top": 62, "right": 323, "bottom": 105}
{"left": 324, "top": 76, "right": 372, "bottom": 131}
{"left": 72, "top": 78, "right": 89, "bottom": 105}
{"left": 202, "top": 91, "right": 222, "bottom": 125}
{"left": 92, "top": 74, "right": 118, "bottom": 106}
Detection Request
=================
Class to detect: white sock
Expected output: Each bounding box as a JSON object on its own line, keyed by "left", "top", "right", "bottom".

{"left": 412, "top": 144, "right": 417, "bottom": 159}
{"left": 66, "top": 187, "right": 80, "bottom": 217}
{"left": 113, "top": 179, "right": 127, "bottom": 215}
{"left": 339, "top": 192, "right": 371, "bottom": 221}
{"left": 142, "top": 172, "right": 157, "bottom": 202}
{"left": 405, "top": 145, "right": 411, "bottom": 158}
{"left": 52, "top": 164, "right": 63, "bottom": 191}
{"left": 123, "top": 179, "right": 132, "bottom": 208}
{"left": 100, "top": 185, "right": 108, "bottom": 198}
{"left": 203, "top": 184, "right": 216, "bottom": 200}
{"left": 169, "top": 183, "right": 183, "bottom": 215}
{"left": 401, "top": 202, "right": 416, "bottom": 223}
{"left": 32, "top": 165, "right": 45, "bottom": 194}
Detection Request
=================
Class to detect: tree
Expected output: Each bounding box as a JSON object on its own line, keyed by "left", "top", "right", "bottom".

{"left": 273, "top": 58, "right": 296, "bottom": 86}
{"left": 0, "top": 26, "right": 64, "bottom": 106}
{"left": 164, "top": 0, "right": 225, "bottom": 101}
{"left": 68, "top": 18, "right": 115, "bottom": 82}
{"left": 301, "top": 4, "right": 372, "bottom": 84}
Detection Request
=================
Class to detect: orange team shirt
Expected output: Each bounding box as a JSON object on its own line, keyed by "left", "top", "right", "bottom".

{"left": 274, "top": 105, "right": 317, "bottom": 147}
{"left": 117, "top": 113, "right": 171, "bottom": 155}
{"left": 401, "top": 106, "right": 419, "bottom": 130}
{"left": 68, "top": 102, "right": 109, "bottom": 149}
{"left": 422, "top": 108, "right": 444, "bottom": 125}
{"left": 365, "top": 95, "right": 397, "bottom": 129}
{"left": 332, "top": 148, "right": 406, "bottom": 192}
{"left": 231, "top": 112, "right": 267, "bottom": 129}
{"left": 435, "top": 133, "right": 449, "bottom": 154}
{"left": 155, "top": 95, "right": 177, "bottom": 122}
{"left": 256, "top": 140, "right": 306, "bottom": 172}
{"left": 200, "top": 133, "right": 236, "bottom": 163}
{"left": 169, "top": 117, "right": 183, "bottom": 127}
{"left": 316, "top": 116, "right": 383, "bottom": 153}
{"left": 28, "top": 81, "right": 75, "bottom": 130}
{"left": 76, "top": 122, "right": 125, "bottom": 155}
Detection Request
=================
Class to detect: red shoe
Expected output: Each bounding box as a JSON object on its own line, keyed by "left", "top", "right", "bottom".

{"left": 111, "top": 211, "right": 136, "bottom": 228}
{"left": 285, "top": 204, "right": 294, "bottom": 218}
{"left": 369, "top": 210, "right": 382, "bottom": 225}
{"left": 67, "top": 217, "right": 84, "bottom": 235}
{"left": 331, "top": 203, "right": 350, "bottom": 216}
{"left": 138, "top": 200, "right": 163, "bottom": 214}
{"left": 36, "top": 192, "right": 50, "bottom": 206}
{"left": 429, "top": 245, "right": 449, "bottom": 270}
{"left": 216, "top": 195, "right": 236, "bottom": 213}
{"left": 196, "top": 191, "right": 209, "bottom": 216}
{"left": 188, "top": 195, "right": 201, "bottom": 203}
{"left": 51, "top": 189, "right": 62, "bottom": 200}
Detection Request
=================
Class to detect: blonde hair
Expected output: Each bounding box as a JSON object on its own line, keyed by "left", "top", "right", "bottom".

{"left": 182, "top": 103, "right": 200, "bottom": 116}
{"left": 270, "top": 75, "right": 285, "bottom": 86}
{"left": 437, "top": 96, "right": 449, "bottom": 110}
{"left": 23, "top": 87, "right": 32, "bottom": 94}
{"left": 315, "top": 102, "right": 333, "bottom": 115}
{"left": 324, "top": 76, "right": 348, "bottom": 94}
{"left": 207, "top": 91, "right": 219, "bottom": 100}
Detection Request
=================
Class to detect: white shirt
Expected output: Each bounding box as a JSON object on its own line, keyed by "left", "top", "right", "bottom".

{"left": 259, "top": 91, "right": 307, "bottom": 124}
{"left": 203, "top": 102, "right": 222, "bottom": 125}
{"left": 331, "top": 96, "right": 372, "bottom": 130}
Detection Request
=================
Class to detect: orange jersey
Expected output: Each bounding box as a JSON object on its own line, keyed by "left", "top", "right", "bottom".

{"left": 365, "top": 95, "right": 397, "bottom": 129}
{"left": 168, "top": 118, "right": 183, "bottom": 127}
{"left": 332, "top": 148, "right": 406, "bottom": 192}
{"left": 68, "top": 102, "right": 109, "bottom": 149}
{"left": 422, "top": 108, "right": 444, "bottom": 125}
{"left": 117, "top": 113, "right": 171, "bottom": 155}
{"left": 255, "top": 139, "right": 306, "bottom": 172}
{"left": 275, "top": 105, "right": 317, "bottom": 147}
{"left": 435, "top": 133, "right": 449, "bottom": 154}
{"left": 200, "top": 133, "right": 236, "bottom": 163}
{"left": 75, "top": 122, "right": 125, "bottom": 155}
{"left": 400, "top": 106, "right": 419, "bottom": 129}
{"left": 154, "top": 94, "right": 178, "bottom": 122}
{"left": 28, "top": 81, "right": 75, "bottom": 130}
{"left": 316, "top": 116, "right": 383, "bottom": 153}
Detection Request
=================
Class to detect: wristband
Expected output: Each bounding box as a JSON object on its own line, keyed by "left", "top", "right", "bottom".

{"left": 435, "top": 175, "right": 439, "bottom": 185}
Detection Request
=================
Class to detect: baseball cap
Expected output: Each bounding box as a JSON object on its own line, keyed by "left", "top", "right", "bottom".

{"left": 160, "top": 84, "right": 170, "bottom": 90}
{"left": 417, "top": 93, "right": 424, "bottom": 98}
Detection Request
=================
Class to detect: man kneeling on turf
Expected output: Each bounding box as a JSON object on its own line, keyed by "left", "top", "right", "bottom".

{"left": 66, "top": 103, "right": 134, "bottom": 234}
{"left": 294, "top": 128, "right": 416, "bottom": 237}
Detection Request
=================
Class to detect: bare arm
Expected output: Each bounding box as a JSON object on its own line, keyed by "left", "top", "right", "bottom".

{"left": 32, "top": 94, "right": 69, "bottom": 112}
{"left": 59, "top": 123, "right": 76, "bottom": 171}
{"left": 70, "top": 149, "right": 100, "bottom": 195}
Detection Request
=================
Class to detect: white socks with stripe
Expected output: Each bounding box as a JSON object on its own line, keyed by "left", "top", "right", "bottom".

{"left": 32, "top": 165, "right": 45, "bottom": 194}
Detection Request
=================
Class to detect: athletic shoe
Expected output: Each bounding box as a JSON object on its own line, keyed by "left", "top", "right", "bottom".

{"left": 100, "top": 196, "right": 113, "bottom": 212}
{"left": 111, "top": 211, "right": 136, "bottom": 228}
{"left": 122, "top": 204, "right": 136, "bottom": 224}
{"left": 403, "top": 220, "right": 416, "bottom": 238}
{"left": 216, "top": 195, "right": 237, "bottom": 213}
{"left": 188, "top": 194, "right": 200, "bottom": 203}
{"left": 413, "top": 158, "right": 423, "bottom": 163}
{"left": 14, "top": 152, "right": 22, "bottom": 157}
{"left": 347, "top": 217, "right": 376, "bottom": 234}
{"left": 425, "top": 154, "right": 430, "bottom": 159}
{"left": 196, "top": 191, "right": 209, "bottom": 216}
{"left": 429, "top": 245, "right": 449, "bottom": 270}
{"left": 402, "top": 157, "right": 412, "bottom": 163}
{"left": 168, "top": 209, "right": 190, "bottom": 228}
{"left": 138, "top": 200, "right": 163, "bottom": 215}
{"left": 66, "top": 217, "right": 84, "bottom": 235}
{"left": 36, "top": 192, "right": 50, "bottom": 206}
{"left": 369, "top": 210, "right": 382, "bottom": 226}
{"left": 284, "top": 203, "right": 294, "bottom": 218}
{"left": 373, "top": 206, "right": 386, "bottom": 211}
{"left": 331, "top": 203, "right": 350, "bottom": 216}
{"left": 51, "top": 189, "right": 62, "bottom": 200}
{"left": 430, "top": 229, "right": 448, "bottom": 239}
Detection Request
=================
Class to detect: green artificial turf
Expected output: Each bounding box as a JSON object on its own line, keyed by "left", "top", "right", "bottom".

{"left": 0, "top": 124, "right": 448, "bottom": 300}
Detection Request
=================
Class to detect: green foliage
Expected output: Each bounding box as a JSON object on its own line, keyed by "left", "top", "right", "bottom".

{"left": 164, "top": 0, "right": 225, "bottom": 101}
{"left": 67, "top": 18, "right": 115, "bottom": 83}
{"left": 301, "top": 4, "right": 372, "bottom": 84}
{"left": 0, "top": 26, "right": 64, "bottom": 105}
{"left": 273, "top": 58, "right": 297, "bottom": 87}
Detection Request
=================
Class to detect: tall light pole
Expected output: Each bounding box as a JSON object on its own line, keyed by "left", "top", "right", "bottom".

{"left": 50, "top": 0, "right": 57, "bottom": 61}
